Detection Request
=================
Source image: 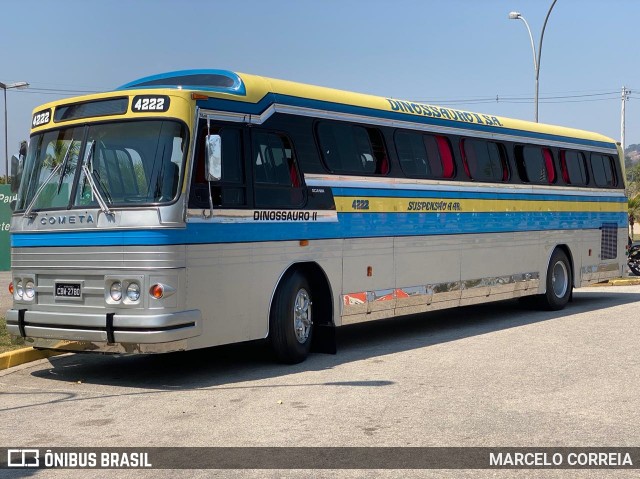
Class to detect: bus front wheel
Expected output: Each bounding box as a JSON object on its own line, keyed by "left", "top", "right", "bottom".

{"left": 270, "top": 270, "right": 313, "bottom": 364}
{"left": 540, "top": 249, "right": 572, "bottom": 310}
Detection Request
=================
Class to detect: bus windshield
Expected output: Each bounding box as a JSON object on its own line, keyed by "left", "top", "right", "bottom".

{"left": 16, "top": 120, "right": 188, "bottom": 212}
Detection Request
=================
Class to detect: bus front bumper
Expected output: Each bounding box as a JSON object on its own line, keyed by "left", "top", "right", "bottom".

{"left": 5, "top": 309, "right": 202, "bottom": 354}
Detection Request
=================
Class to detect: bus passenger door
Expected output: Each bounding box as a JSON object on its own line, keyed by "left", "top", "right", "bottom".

{"left": 186, "top": 122, "right": 258, "bottom": 348}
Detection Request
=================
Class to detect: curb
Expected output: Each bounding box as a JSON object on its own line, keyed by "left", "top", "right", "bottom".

{"left": 589, "top": 277, "right": 640, "bottom": 287}
{"left": 0, "top": 347, "right": 64, "bottom": 370}
{"left": 608, "top": 278, "right": 640, "bottom": 286}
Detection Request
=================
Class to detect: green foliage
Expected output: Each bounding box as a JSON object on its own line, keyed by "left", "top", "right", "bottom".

{"left": 0, "top": 318, "right": 25, "bottom": 353}
{"left": 626, "top": 162, "right": 640, "bottom": 198}
{"left": 628, "top": 195, "right": 640, "bottom": 237}
{"left": 43, "top": 139, "right": 81, "bottom": 169}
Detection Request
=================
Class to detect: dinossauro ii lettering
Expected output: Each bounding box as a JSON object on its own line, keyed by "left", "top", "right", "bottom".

{"left": 253, "top": 210, "right": 318, "bottom": 221}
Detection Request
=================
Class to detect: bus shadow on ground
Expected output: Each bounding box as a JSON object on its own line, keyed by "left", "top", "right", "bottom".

{"left": 30, "top": 289, "right": 640, "bottom": 391}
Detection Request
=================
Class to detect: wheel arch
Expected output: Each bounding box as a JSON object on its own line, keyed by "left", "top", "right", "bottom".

{"left": 268, "top": 261, "right": 335, "bottom": 336}
{"left": 544, "top": 244, "right": 576, "bottom": 291}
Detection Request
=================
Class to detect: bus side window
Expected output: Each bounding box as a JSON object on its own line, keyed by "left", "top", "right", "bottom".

{"left": 189, "top": 125, "right": 247, "bottom": 208}
{"left": 395, "top": 131, "right": 455, "bottom": 179}
{"left": 515, "top": 145, "right": 556, "bottom": 184}
{"left": 316, "top": 122, "right": 388, "bottom": 175}
{"left": 560, "top": 150, "right": 588, "bottom": 186}
{"left": 590, "top": 153, "right": 617, "bottom": 187}
{"left": 460, "top": 138, "right": 509, "bottom": 182}
{"left": 252, "top": 130, "right": 304, "bottom": 208}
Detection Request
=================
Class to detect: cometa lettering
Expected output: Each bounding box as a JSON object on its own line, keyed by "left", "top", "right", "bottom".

{"left": 253, "top": 211, "right": 317, "bottom": 221}
{"left": 40, "top": 214, "right": 95, "bottom": 225}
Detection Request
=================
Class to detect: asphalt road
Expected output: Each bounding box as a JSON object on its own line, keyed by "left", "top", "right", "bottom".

{"left": 1, "top": 285, "right": 639, "bottom": 478}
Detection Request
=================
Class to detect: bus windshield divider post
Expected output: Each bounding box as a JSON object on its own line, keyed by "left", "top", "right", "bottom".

{"left": 204, "top": 116, "right": 214, "bottom": 219}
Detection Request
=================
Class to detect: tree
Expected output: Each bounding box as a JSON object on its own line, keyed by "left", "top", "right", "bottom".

{"left": 629, "top": 195, "right": 640, "bottom": 239}
{"left": 626, "top": 162, "right": 640, "bottom": 199}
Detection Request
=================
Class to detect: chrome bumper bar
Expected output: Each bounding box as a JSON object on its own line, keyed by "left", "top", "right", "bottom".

{"left": 5, "top": 309, "right": 201, "bottom": 353}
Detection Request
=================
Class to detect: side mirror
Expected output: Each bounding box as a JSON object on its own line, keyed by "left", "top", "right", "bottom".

{"left": 10, "top": 154, "right": 22, "bottom": 194}
{"left": 205, "top": 134, "right": 222, "bottom": 181}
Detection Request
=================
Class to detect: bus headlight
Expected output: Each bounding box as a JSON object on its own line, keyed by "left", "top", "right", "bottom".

{"left": 16, "top": 280, "right": 24, "bottom": 299}
{"left": 126, "top": 282, "right": 141, "bottom": 302}
{"left": 110, "top": 282, "right": 122, "bottom": 302}
{"left": 24, "top": 281, "right": 35, "bottom": 300}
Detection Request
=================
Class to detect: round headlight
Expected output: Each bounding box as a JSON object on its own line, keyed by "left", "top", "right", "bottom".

{"left": 24, "top": 281, "right": 35, "bottom": 299}
{"left": 110, "top": 282, "right": 122, "bottom": 302}
{"left": 127, "top": 283, "right": 141, "bottom": 302}
{"left": 16, "top": 280, "right": 24, "bottom": 299}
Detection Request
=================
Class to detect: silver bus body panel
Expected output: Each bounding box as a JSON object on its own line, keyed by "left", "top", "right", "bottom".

{"left": 8, "top": 99, "right": 627, "bottom": 355}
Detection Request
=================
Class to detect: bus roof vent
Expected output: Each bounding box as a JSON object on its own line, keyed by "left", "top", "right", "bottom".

{"left": 116, "top": 69, "right": 246, "bottom": 95}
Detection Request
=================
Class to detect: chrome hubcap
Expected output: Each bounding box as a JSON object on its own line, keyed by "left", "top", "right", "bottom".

{"left": 551, "top": 261, "right": 568, "bottom": 298}
{"left": 293, "top": 288, "right": 311, "bottom": 344}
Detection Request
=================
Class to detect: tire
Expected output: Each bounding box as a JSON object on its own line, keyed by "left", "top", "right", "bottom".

{"left": 628, "top": 246, "right": 640, "bottom": 276}
{"left": 539, "top": 249, "right": 572, "bottom": 311}
{"left": 270, "top": 270, "right": 313, "bottom": 364}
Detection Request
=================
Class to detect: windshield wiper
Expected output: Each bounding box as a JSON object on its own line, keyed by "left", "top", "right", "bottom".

{"left": 56, "top": 141, "right": 75, "bottom": 194}
{"left": 81, "top": 140, "right": 113, "bottom": 216}
{"left": 23, "top": 142, "right": 73, "bottom": 219}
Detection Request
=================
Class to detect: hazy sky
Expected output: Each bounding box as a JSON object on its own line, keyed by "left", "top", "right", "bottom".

{"left": 1, "top": 0, "right": 639, "bottom": 174}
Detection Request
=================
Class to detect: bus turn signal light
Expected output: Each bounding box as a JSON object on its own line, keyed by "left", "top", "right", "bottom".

{"left": 150, "top": 284, "right": 164, "bottom": 299}
{"left": 8, "top": 282, "right": 13, "bottom": 295}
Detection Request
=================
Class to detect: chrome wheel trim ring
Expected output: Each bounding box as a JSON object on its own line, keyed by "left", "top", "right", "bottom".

{"left": 293, "top": 288, "right": 311, "bottom": 344}
{"left": 552, "top": 261, "right": 568, "bottom": 298}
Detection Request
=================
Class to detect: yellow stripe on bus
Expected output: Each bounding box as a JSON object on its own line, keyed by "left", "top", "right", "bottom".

{"left": 335, "top": 197, "right": 627, "bottom": 214}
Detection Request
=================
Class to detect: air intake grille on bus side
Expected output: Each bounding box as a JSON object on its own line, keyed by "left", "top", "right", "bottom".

{"left": 600, "top": 223, "right": 618, "bottom": 260}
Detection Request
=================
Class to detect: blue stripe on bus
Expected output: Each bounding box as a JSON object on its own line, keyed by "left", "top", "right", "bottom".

{"left": 196, "top": 95, "right": 618, "bottom": 151}
{"left": 11, "top": 211, "right": 627, "bottom": 248}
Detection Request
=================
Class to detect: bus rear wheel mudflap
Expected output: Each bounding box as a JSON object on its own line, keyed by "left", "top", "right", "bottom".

{"left": 269, "top": 270, "right": 314, "bottom": 364}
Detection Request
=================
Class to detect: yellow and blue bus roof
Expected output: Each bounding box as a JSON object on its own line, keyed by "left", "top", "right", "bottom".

{"left": 31, "top": 69, "right": 618, "bottom": 151}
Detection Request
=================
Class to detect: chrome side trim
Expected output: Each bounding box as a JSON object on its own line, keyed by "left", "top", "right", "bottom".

{"left": 580, "top": 262, "right": 620, "bottom": 285}
{"left": 341, "top": 272, "right": 540, "bottom": 322}
{"left": 275, "top": 104, "right": 618, "bottom": 154}
{"left": 199, "top": 105, "right": 618, "bottom": 154}
{"left": 581, "top": 262, "right": 620, "bottom": 274}
{"left": 304, "top": 174, "right": 626, "bottom": 198}
{"left": 21, "top": 337, "right": 190, "bottom": 354}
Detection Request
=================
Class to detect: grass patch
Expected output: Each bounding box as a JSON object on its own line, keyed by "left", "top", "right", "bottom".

{"left": 0, "top": 318, "right": 25, "bottom": 353}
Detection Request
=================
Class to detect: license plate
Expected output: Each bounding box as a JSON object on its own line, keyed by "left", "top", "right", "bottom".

{"left": 55, "top": 282, "right": 82, "bottom": 299}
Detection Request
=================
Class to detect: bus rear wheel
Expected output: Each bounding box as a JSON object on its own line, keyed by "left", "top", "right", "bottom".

{"left": 540, "top": 249, "right": 572, "bottom": 310}
{"left": 270, "top": 270, "right": 313, "bottom": 364}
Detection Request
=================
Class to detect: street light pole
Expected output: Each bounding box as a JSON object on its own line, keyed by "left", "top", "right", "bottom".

{"left": 0, "top": 81, "right": 29, "bottom": 184}
{"left": 509, "top": 0, "right": 559, "bottom": 123}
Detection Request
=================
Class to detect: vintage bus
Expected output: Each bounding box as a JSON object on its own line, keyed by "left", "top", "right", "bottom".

{"left": 6, "top": 70, "right": 627, "bottom": 363}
